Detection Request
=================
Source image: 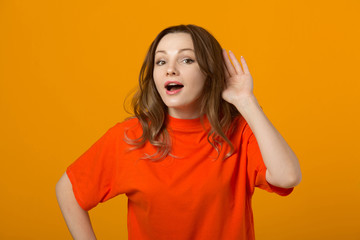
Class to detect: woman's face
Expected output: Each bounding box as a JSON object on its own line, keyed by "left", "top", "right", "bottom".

{"left": 153, "top": 32, "right": 206, "bottom": 119}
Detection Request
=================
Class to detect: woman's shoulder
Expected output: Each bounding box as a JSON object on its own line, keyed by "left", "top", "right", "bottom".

{"left": 229, "top": 114, "right": 253, "bottom": 139}
{"left": 111, "top": 116, "right": 139, "bottom": 129}
{"left": 112, "top": 116, "right": 143, "bottom": 136}
{"left": 119, "top": 116, "right": 140, "bottom": 125}
{"left": 231, "top": 114, "right": 247, "bottom": 129}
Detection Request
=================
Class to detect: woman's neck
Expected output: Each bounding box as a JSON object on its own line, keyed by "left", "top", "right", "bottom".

{"left": 168, "top": 108, "right": 202, "bottom": 119}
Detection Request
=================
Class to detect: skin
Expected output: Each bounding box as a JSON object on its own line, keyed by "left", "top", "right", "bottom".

{"left": 56, "top": 172, "right": 97, "bottom": 239}
{"left": 154, "top": 32, "right": 301, "bottom": 188}
{"left": 222, "top": 50, "right": 302, "bottom": 188}
{"left": 54, "top": 32, "right": 301, "bottom": 240}
{"left": 153, "top": 32, "right": 206, "bottom": 119}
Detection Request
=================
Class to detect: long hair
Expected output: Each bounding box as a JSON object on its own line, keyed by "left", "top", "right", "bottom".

{"left": 124, "top": 24, "right": 241, "bottom": 161}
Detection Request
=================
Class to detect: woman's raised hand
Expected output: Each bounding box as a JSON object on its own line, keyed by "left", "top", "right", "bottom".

{"left": 221, "top": 49, "right": 255, "bottom": 106}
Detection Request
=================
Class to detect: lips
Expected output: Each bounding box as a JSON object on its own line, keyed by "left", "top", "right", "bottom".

{"left": 164, "top": 81, "right": 184, "bottom": 94}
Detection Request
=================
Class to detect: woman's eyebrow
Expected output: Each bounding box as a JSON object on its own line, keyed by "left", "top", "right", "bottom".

{"left": 155, "top": 48, "right": 194, "bottom": 55}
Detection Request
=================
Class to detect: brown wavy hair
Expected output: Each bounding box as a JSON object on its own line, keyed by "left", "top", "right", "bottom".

{"left": 124, "top": 24, "right": 241, "bottom": 161}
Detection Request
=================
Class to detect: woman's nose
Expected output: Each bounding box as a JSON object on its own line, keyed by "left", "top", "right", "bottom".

{"left": 166, "top": 70, "right": 176, "bottom": 76}
{"left": 166, "top": 63, "right": 178, "bottom": 76}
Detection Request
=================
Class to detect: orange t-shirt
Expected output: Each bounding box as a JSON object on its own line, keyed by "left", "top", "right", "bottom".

{"left": 66, "top": 114, "right": 294, "bottom": 240}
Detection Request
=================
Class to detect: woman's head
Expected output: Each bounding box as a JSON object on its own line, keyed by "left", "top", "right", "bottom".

{"left": 128, "top": 24, "right": 240, "bottom": 160}
{"left": 137, "top": 24, "right": 229, "bottom": 119}
{"left": 153, "top": 32, "right": 206, "bottom": 119}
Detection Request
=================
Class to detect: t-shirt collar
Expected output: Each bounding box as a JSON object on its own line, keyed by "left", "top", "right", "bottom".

{"left": 166, "top": 114, "right": 211, "bottom": 132}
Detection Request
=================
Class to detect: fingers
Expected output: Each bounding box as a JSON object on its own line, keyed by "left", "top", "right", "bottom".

{"left": 228, "top": 50, "right": 244, "bottom": 75}
{"left": 223, "top": 62, "right": 230, "bottom": 79}
{"left": 239, "top": 56, "right": 250, "bottom": 75}
{"left": 222, "top": 49, "right": 236, "bottom": 77}
{"left": 222, "top": 49, "right": 251, "bottom": 76}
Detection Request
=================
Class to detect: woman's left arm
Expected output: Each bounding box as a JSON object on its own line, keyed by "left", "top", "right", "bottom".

{"left": 222, "top": 50, "right": 302, "bottom": 188}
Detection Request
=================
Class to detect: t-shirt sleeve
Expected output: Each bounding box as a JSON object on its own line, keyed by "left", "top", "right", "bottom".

{"left": 246, "top": 125, "right": 294, "bottom": 196}
{"left": 66, "top": 123, "right": 123, "bottom": 211}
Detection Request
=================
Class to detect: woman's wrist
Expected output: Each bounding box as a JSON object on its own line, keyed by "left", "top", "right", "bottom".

{"left": 234, "top": 94, "right": 260, "bottom": 115}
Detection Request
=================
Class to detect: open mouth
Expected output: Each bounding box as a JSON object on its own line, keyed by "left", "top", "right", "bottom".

{"left": 165, "top": 82, "right": 184, "bottom": 92}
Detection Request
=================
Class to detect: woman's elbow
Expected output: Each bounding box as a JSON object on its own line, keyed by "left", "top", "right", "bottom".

{"left": 284, "top": 172, "right": 302, "bottom": 188}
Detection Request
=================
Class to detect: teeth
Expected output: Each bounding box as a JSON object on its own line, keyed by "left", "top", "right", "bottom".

{"left": 166, "top": 83, "right": 182, "bottom": 87}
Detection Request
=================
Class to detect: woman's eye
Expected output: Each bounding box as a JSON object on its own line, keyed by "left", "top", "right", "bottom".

{"left": 156, "top": 60, "right": 165, "bottom": 65}
{"left": 183, "top": 58, "right": 194, "bottom": 64}
{"left": 155, "top": 59, "right": 194, "bottom": 65}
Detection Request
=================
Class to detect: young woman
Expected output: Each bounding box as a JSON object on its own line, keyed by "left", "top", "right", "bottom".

{"left": 56, "top": 24, "right": 302, "bottom": 240}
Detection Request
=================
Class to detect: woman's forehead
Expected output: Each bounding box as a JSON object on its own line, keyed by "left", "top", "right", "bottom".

{"left": 155, "top": 33, "right": 194, "bottom": 53}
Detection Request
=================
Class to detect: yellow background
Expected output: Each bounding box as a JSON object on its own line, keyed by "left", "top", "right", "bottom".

{"left": 1, "top": 0, "right": 359, "bottom": 239}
